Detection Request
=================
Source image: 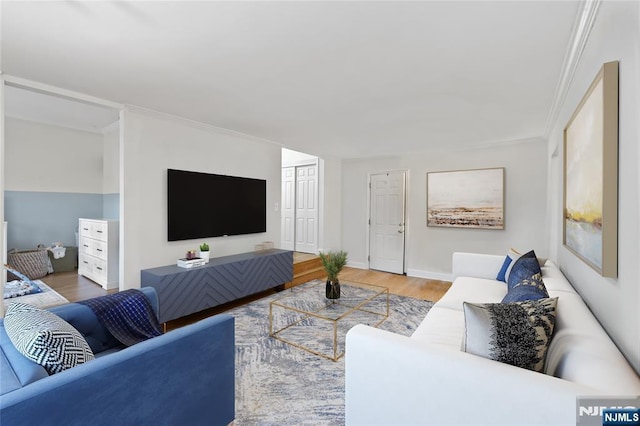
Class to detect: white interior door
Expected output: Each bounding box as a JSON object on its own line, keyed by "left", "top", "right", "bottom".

{"left": 280, "top": 167, "right": 295, "bottom": 251}
{"left": 281, "top": 164, "right": 319, "bottom": 254}
{"left": 295, "top": 165, "right": 318, "bottom": 254}
{"left": 369, "top": 171, "right": 406, "bottom": 274}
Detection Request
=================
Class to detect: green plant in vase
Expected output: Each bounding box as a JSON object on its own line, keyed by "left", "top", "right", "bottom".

{"left": 199, "top": 242, "right": 210, "bottom": 263}
{"left": 318, "top": 250, "right": 348, "bottom": 300}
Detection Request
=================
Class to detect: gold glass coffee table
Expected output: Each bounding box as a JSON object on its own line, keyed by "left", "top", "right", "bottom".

{"left": 269, "top": 280, "right": 389, "bottom": 361}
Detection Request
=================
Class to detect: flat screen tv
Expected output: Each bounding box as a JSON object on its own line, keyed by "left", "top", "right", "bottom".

{"left": 167, "top": 169, "right": 267, "bottom": 241}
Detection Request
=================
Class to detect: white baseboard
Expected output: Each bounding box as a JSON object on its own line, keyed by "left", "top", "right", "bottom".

{"left": 345, "top": 261, "right": 452, "bottom": 282}
{"left": 346, "top": 261, "right": 368, "bottom": 270}
{"left": 406, "top": 269, "right": 452, "bottom": 282}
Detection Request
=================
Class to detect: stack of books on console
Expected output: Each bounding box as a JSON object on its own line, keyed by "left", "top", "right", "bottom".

{"left": 177, "top": 257, "right": 206, "bottom": 268}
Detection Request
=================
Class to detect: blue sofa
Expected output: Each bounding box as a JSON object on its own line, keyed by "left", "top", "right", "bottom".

{"left": 0, "top": 287, "right": 235, "bottom": 425}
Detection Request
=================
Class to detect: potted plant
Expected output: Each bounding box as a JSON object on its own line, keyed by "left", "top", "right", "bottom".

{"left": 318, "top": 250, "right": 348, "bottom": 300}
{"left": 198, "top": 243, "right": 210, "bottom": 263}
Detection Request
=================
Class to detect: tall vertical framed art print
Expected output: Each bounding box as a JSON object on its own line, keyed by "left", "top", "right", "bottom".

{"left": 563, "top": 61, "right": 618, "bottom": 277}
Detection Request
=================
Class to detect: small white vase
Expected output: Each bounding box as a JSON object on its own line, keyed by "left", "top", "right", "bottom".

{"left": 199, "top": 250, "right": 210, "bottom": 263}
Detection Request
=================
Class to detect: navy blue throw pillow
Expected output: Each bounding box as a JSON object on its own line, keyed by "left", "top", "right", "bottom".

{"left": 502, "top": 273, "right": 549, "bottom": 303}
{"left": 506, "top": 250, "right": 541, "bottom": 291}
{"left": 496, "top": 248, "right": 520, "bottom": 282}
{"left": 496, "top": 257, "right": 511, "bottom": 282}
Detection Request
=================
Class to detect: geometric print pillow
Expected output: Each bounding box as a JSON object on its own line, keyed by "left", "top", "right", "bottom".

{"left": 501, "top": 272, "right": 549, "bottom": 303}
{"left": 506, "top": 250, "right": 542, "bottom": 291}
{"left": 502, "top": 249, "right": 549, "bottom": 302}
{"left": 496, "top": 248, "right": 548, "bottom": 283}
{"left": 462, "top": 297, "right": 558, "bottom": 373}
{"left": 4, "top": 302, "right": 95, "bottom": 375}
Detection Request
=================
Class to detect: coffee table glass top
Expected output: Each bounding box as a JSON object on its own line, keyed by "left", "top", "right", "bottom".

{"left": 269, "top": 280, "right": 389, "bottom": 361}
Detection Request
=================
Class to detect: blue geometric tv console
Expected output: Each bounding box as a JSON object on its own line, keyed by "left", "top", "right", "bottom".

{"left": 141, "top": 249, "right": 293, "bottom": 323}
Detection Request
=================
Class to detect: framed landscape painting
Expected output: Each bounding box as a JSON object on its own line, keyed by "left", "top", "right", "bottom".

{"left": 427, "top": 167, "right": 504, "bottom": 229}
{"left": 563, "top": 61, "right": 618, "bottom": 277}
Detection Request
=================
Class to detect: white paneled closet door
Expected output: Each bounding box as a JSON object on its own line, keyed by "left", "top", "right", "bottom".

{"left": 295, "top": 165, "right": 318, "bottom": 254}
{"left": 280, "top": 164, "right": 318, "bottom": 254}
{"left": 281, "top": 167, "right": 295, "bottom": 251}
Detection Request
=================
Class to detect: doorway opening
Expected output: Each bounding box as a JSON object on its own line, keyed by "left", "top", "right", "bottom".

{"left": 2, "top": 79, "right": 123, "bottom": 290}
{"left": 281, "top": 149, "right": 319, "bottom": 254}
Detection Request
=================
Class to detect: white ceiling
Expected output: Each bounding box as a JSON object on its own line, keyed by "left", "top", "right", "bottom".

{"left": 4, "top": 86, "right": 120, "bottom": 134}
{"left": 1, "top": 1, "right": 580, "bottom": 158}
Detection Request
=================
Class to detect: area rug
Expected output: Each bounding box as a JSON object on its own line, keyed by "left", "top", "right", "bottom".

{"left": 2, "top": 280, "right": 69, "bottom": 314}
{"left": 228, "top": 279, "right": 433, "bottom": 425}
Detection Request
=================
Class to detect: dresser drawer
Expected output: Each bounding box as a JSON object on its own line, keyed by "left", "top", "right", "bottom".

{"left": 78, "top": 255, "right": 94, "bottom": 275}
{"left": 93, "top": 258, "right": 107, "bottom": 280}
{"left": 92, "top": 240, "right": 108, "bottom": 260}
{"left": 79, "top": 238, "right": 93, "bottom": 255}
{"left": 80, "top": 238, "right": 108, "bottom": 260}
{"left": 79, "top": 221, "right": 93, "bottom": 239}
{"left": 91, "top": 222, "right": 108, "bottom": 242}
{"left": 79, "top": 219, "right": 108, "bottom": 241}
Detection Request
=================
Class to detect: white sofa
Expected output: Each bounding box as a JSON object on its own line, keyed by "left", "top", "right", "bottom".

{"left": 345, "top": 252, "right": 640, "bottom": 425}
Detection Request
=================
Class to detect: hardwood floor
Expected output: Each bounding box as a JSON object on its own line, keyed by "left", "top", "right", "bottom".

{"left": 42, "top": 260, "right": 451, "bottom": 331}
{"left": 44, "top": 271, "right": 113, "bottom": 302}
{"left": 340, "top": 267, "right": 451, "bottom": 302}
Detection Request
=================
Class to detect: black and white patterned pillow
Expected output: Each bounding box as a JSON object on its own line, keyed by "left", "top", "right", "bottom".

{"left": 462, "top": 298, "right": 558, "bottom": 372}
{"left": 4, "top": 302, "right": 95, "bottom": 375}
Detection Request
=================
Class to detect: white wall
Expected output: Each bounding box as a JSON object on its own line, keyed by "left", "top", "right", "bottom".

{"left": 103, "top": 125, "right": 119, "bottom": 194}
{"left": 342, "top": 139, "right": 548, "bottom": 278}
{"left": 102, "top": 125, "right": 120, "bottom": 219}
{"left": 120, "top": 107, "right": 282, "bottom": 289}
{"left": 547, "top": 1, "right": 640, "bottom": 373}
{"left": 319, "top": 156, "right": 342, "bottom": 252}
{"left": 4, "top": 118, "right": 106, "bottom": 247}
{"left": 5, "top": 117, "right": 103, "bottom": 193}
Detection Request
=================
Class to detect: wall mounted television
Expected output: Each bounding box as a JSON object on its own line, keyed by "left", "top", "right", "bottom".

{"left": 167, "top": 169, "right": 267, "bottom": 241}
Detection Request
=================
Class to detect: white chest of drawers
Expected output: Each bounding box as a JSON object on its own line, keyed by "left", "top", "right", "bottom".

{"left": 78, "top": 218, "right": 119, "bottom": 290}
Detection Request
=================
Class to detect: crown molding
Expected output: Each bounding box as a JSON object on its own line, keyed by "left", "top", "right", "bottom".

{"left": 544, "top": 0, "right": 602, "bottom": 138}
